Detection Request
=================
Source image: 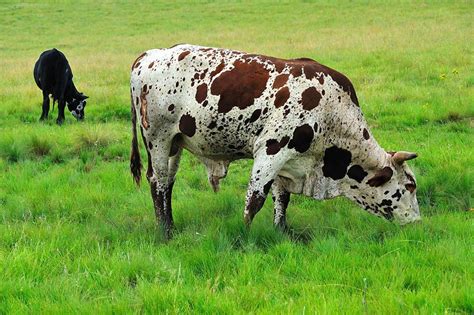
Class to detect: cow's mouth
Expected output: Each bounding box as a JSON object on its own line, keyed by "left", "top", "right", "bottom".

{"left": 71, "top": 110, "right": 83, "bottom": 121}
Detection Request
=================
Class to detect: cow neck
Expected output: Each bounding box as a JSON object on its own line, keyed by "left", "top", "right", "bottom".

{"left": 65, "top": 81, "right": 80, "bottom": 102}
{"left": 323, "top": 106, "right": 389, "bottom": 171}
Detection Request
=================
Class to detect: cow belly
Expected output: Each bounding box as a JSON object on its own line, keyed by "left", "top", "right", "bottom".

{"left": 180, "top": 135, "right": 253, "bottom": 160}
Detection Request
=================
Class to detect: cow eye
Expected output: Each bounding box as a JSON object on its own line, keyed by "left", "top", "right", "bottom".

{"left": 405, "top": 183, "right": 416, "bottom": 193}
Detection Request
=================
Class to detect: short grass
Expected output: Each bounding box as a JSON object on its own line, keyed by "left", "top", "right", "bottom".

{"left": 0, "top": 1, "right": 473, "bottom": 313}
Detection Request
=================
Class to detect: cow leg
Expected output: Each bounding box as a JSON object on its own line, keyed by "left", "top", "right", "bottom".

{"left": 272, "top": 176, "right": 291, "bottom": 231}
{"left": 148, "top": 141, "right": 175, "bottom": 238}
{"left": 163, "top": 146, "right": 183, "bottom": 232}
{"left": 56, "top": 99, "right": 66, "bottom": 125}
{"left": 244, "top": 154, "right": 287, "bottom": 226}
{"left": 39, "top": 92, "right": 50, "bottom": 121}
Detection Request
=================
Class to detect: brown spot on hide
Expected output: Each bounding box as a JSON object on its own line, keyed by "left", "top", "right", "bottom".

{"left": 288, "top": 124, "right": 314, "bottom": 153}
{"left": 322, "top": 146, "right": 352, "bottom": 180}
{"left": 273, "top": 74, "right": 289, "bottom": 89}
{"left": 168, "top": 104, "right": 175, "bottom": 111}
{"left": 132, "top": 52, "right": 146, "bottom": 70}
{"left": 179, "top": 114, "right": 196, "bottom": 137}
{"left": 274, "top": 87, "right": 290, "bottom": 108}
{"left": 210, "top": 62, "right": 225, "bottom": 78}
{"left": 290, "top": 65, "right": 303, "bottom": 77}
{"left": 263, "top": 180, "right": 274, "bottom": 194}
{"left": 392, "top": 189, "right": 402, "bottom": 201}
{"left": 148, "top": 61, "right": 155, "bottom": 68}
{"left": 301, "top": 87, "right": 321, "bottom": 110}
{"left": 363, "top": 128, "right": 370, "bottom": 140}
{"left": 266, "top": 139, "right": 280, "bottom": 155}
{"left": 280, "top": 136, "right": 290, "bottom": 147}
{"left": 318, "top": 75, "right": 324, "bottom": 85}
{"left": 278, "top": 56, "right": 358, "bottom": 106}
{"left": 211, "top": 60, "right": 270, "bottom": 113}
{"left": 249, "top": 109, "right": 261, "bottom": 123}
{"left": 195, "top": 83, "right": 208, "bottom": 103}
{"left": 347, "top": 165, "right": 368, "bottom": 183}
{"left": 208, "top": 121, "right": 217, "bottom": 129}
{"left": 178, "top": 51, "right": 190, "bottom": 61}
{"left": 265, "top": 136, "right": 290, "bottom": 155}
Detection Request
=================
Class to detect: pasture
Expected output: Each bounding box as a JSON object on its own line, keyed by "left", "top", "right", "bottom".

{"left": 0, "top": 1, "right": 473, "bottom": 313}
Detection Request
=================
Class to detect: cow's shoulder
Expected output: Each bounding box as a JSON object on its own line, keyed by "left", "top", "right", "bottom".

{"left": 294, "top": 58, "right": 358, "bottom": 106}
{"left": 250, "top": 54, "right": 359, "bottom": 106}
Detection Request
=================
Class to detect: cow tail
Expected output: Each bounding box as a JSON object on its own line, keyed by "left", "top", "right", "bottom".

{"left": 130, "top": 89, "right": 142, "bottom": 186}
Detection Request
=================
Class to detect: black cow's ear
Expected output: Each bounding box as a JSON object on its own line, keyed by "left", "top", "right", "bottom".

{"left": 367, "top": 167, "right": 393, "bottom": 187}
{"left": 81, "top": 95, "right": 89, "bottom": 100}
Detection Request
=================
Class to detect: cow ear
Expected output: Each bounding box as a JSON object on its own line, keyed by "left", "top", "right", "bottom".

{"left": 367, "top": 167, "right": 393, "bottom": 187}
{"left": 392, "top": 151, "right": 417, "bottom": 165}
{"left": 81, "top": 94, "right": 89, "bottom": 100}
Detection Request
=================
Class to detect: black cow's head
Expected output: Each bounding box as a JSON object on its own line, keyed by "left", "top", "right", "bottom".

{"left": 344, "top": 151, "right": 420, "bottom": 225}
{"left": 67, "top": 93, "right": 88, "bottom": 121}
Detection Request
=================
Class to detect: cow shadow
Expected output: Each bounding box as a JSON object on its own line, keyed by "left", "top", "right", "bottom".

{"left": 284, "top": 226, "right": 315, "bottom": 244}
{"left": 225, "top": 224, "right": 315, "bottom": 252}
{"left": 149, "top": 220, "right": 315, "bottom": 249}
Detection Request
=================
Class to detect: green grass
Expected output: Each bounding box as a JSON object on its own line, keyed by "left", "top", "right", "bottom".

{"left": 0, "top": 1, "right": 473, "bottom": 313}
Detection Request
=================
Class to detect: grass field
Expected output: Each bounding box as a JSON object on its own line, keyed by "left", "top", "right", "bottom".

{"left": 0, "top": 1, "right": 473, "bottom": 313}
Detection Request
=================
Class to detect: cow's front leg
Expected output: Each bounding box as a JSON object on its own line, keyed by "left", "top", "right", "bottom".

{"left": 272, "top": 176, "right": 291, "bottom": 231}
{"left": 244, "top": 154, "right": 287, "bottom": 226}
{"left": 39, "top": 92, "right": 50, "bottom": 121}
{"left": 56, "top": 99, "right": 66, "bottom": 125}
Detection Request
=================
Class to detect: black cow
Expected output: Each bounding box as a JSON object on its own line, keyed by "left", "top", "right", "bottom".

{"left": 33, "top": 48, "right": 88, "bottom": 125}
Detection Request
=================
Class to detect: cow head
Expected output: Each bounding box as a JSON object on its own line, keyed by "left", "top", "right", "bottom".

{"left": 344, "top": 151, "right": 420, "bottom": 225}
{"left": 67, "top": 93, "right": 88, "bottom": 121}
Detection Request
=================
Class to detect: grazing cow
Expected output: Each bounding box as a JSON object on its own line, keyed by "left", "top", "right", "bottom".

{"left": 130, "top": 44, "right": 420, "bottom": 237}
{"left": 34, "top": 48, "right": 88, "bottom": 125}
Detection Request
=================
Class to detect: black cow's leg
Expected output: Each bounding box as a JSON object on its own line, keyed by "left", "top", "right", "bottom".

{"left": 244, "top": 153, "right": 287, "bottom": 226}
{"left": 272, "top": 176, "right": 291, "bottom": 231}
{"left": 39, "top": 92, "right": 50, "bottom": 121}
{"left": 56, "top": 99, "right": 66, "bottom": 125}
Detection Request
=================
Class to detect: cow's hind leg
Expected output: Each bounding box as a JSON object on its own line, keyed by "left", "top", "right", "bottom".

{"left": 164, "top": 144, "right": 183, "bottom": 233}
{"left": 272, "top": 176, "right": 291, "bottom": 231}
{"left": 39, "top": 91, "right": 50, "bottom": 121}
{"left": 147, "top": 138, "right": 180, "bottom": 239}
{"left": 244, "top": 154, "right": 288, "bottom": 226}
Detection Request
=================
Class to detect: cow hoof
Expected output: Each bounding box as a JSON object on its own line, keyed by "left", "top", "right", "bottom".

{"left": 244, "top": 214, "right": 255, "bottom": 229}
{"left": 275, "top": 222, "right": 289, "bottom": 233}
{"left": 164, "top": 226, "right": 174, "bottom": 240}
{"left": 56, "top": 118, "right": 64, "bottom": 125}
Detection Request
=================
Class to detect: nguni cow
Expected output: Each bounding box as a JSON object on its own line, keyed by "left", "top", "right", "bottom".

{"left": 34, "top": 48, "right": 88, "bottom": 125}
{"left": 130, "top": 44, "right": 420, "bottom": 238}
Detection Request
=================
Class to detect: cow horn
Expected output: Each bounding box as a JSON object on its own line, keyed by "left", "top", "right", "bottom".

{"left": 392, "top": 151, "right": 417, "bottom": 165}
